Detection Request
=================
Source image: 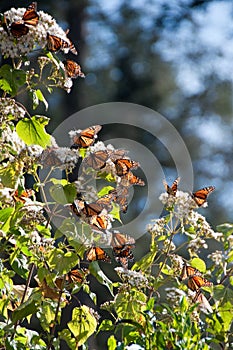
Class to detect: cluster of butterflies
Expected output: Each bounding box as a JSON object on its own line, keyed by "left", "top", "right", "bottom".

{"left": 0, "top": 2, "right": 84, "bottom": 79}
{"left": 84, "top": 231, "right": 135, "bottom": 269}
{"left": 70, "top": 124, "right": 145, "bottom": 187}
{"left": 163, "top": 176, "right": 215, "bottom": 207}
{"left": 180, "top": 263, "right": 213, "bottom": 311}
{"left": 69, "top": 125, "right": 144, "bottom": 244}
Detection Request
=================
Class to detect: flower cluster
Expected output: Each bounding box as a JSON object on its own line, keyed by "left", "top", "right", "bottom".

{"left": 0, "top": 98, "right": 25, "bottom": 125}
{"left": 115, "top": 267, "right": 148, "bottom": 288}
{"left": 0, "top": 8, "right": 69, "bottom": 58}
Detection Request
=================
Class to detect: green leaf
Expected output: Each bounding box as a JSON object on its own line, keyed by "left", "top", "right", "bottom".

{"left": 132, "top": 245, "right": 157, "bottom": 272}
{"left": 10, "top": 253, "right": 28, "bottom": 279}
{"left": 0, "top": 64, "right": 26, "bottom": 96}
{"left": 49, "top": 183, "right": 77, "bottom": 205}
{"left": 68, "top": 306, "right": 97, "bottom": 346}
{"left": 98, "top": 186, "right": 115, "bottom": 197}
{"left": 107, "top": 335, "right": 117, "bottom": 350}
{"left": 98, "top": 319, "right": 114, "bottom": 332}
{"left": 110, "top": 202, "right": 122, "bottom": 223}
{"left": 47, "top": 248, "right": 79, "bottom": 275}
{"left": 34, "top": 89, "right": 48, "bottom": 110}
{"left": 0, "top": 207, "right": 14, "bottom": 232}
{"left": 218, "top": 301, "right": 233, "bottom": 331}
{"left": 115, "top": 290, "right": 147, "bottom": 323}
{"left": 89, "top": 261, "right": 114, "bottom": 295}
{"left": 59, "top": 329, "right": 78, "bottom": 350}
{"left": 216, "top": 223, "right": 233, "bottom": 236}
{"left": 190, "top": 258, "right": 206, "bottom": 273}
{"left": 0, "top": 161, "right": 24, "bottom": 188}
{"left": 11, "top": 294, "right": 39, "bottom": 323}
{"left": 16, "top": 115, "right": 51, "bottom": 147}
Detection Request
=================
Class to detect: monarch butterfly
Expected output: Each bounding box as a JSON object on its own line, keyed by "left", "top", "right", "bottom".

{"left": 47, "top": 33, "right": 69, "bottom": 52}
{"left": 90, "top": 214, "right": 109, "bottom": 230}
{"left": 120, "top": 171, "right": 145, "bottom": 187}
{"left": 70, "top": 125, "right": 102, "bottom": 149}
{"left": 113, "top": 246, "right": 134, "bottom": 269}
{"left": 10, "top": 2, "right": 39, "bottom": 38}
{"left": 10, "top": 22, "right": 29, "bottom": 38}
{"left": 95, "top": 194, "right": 113, "bottom": 212}
{"left": 84, "top": 150, "right": 109, "bottom": 170}
{"left": 12, "top": 189, "right": 34, "bottom": 203}
{"left": 187, "top": 275, "right": 212, "bottom": 292}
{"left": 163, "top": 177, "right": 180, "bottom": 196}
{"left": 192, "top": 186, "right": 215, "bottom": 207}
{"left": 180, "top": 263, "right": 202, "bottom": 280}
{"left": 114, "top": 158, "right": 139, "bottom": 176}
{"left": 66, "top": 269, "right": 87, "bottom": 284}
{"left": 40, "top": 147, "right": 63, "bottom": 167}
{"left": 63, "top": 59, "right": 85, "bottom": 79}
{"left": 85, "top": 246, "right": 111, "bottom": 263}
{"left": 111, "top": 186, "right": 129, "bottom": 213}
{"left": 109, "top": 149, "right": 128, "bottom": 161}
{"left": 110, "top": 231, "right": 135, "bottom": 248}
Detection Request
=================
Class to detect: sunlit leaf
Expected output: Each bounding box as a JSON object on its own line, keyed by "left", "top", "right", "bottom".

{"left": 68, "top": 306, "right": 97, "bottom": 346}
{"left": 190, "top": 257, "right": 206, "bottom": 273}
{"left": 49, "top": 183, "right": 77, "bottom": 205}
{"left": 16, "top": 115, "right": 51, "bottom": 147}
{"left": 132, "top": 245, "right": 157, "bottom": 272}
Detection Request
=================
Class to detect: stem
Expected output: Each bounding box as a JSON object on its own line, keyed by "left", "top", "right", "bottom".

{"left": 155, "top": 231, "right": 175, "bottom": 279}
{"left": 46, "top": 277, "right": 65, "bottom": 350}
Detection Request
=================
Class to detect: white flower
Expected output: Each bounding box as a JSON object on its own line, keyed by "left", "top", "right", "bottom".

{"left": 208, "top": 250, "right": 223, "bottom": 265}
{"left": 115, "top": 267, "right": 148, "bottom": 287}
{"left": 0, "top": 98, "right": 25, "bottom": 125}
{"left": 0, "top": 7, "right": 74, "bottom": 58}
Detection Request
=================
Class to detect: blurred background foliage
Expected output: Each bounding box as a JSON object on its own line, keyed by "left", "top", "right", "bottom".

{"left": 1, "top": 0, "right": 232, "bottom": 228}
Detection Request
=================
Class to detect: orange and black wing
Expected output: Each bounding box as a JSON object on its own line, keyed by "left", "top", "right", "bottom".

{"left": 47, "top": 33, "right": 68, "bottom": 52}
{"left": 90, "top": 214, "right": 108, "bottom": 230}
{"left": 22, "top": 2, "right": 39, "bottom": 26}
{"left": 192, "top": 186, "right": 215, "bottom": 207}
{"left": 63, "top": 59, "right": 85, "bottom": 79}
{"left": 10, "top": 21, "right": 29, "bottom": 38}
{"left": 163, "top": 177, "right": 180, "bottom": 196}
{"left": 111, "top": 231, "right": 135, "bottom": 248}
{"left": 180, "top": 264, "right": 202, "bottom": 280}
{"left": 67, "top": 269, "right": 86, "bottom": 284}
{"left": 114, "top": 158, "right": 139, "bottom": 176}
{"left": 187, "top": 276, "right": 212, "bottom": 291}
{"left": 85, "top": 246, "right": 111, "bottom": 263}
{"left": 113, "top": 246, "right": 134, "bottom": 269}
{"left": 12, "top": 189, "right": 34, "bottom": 203}
{"left": 120, "top": 171, "right": 145, "bottom": 187}
{"left": 84, "top": 150, "right": 109, "bottom": 170}
{"left": 71, "top": 125, "right": 102, "bottom": 149}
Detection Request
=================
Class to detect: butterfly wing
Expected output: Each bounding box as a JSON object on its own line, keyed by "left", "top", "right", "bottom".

{"left": 163, "top": 177, "right": 180, "bottom": 196}
{"left": 120, "top": 171, "right": 145, "bottom": 187}
{"left": 187, "top": 276, "right": 212, "bottom": 291}
{"left": 63, "top": 59, "right": 85, "bottom": 79}
{"left": 192, "top": 186, "right": 215, "bottom": 206}
{"left": 23, "top": 2, "right": 39, "bottom": 26}
{"left": 10, "top": 21, "right": 29, "bottom": 38}
{"left": 71, "top": 125, "right": 102, "bottom": 148}
{"left": 180, "top": 264, "right": 202, "bottom": 280}
{"left": 85, "top": 247, "right": 111, "bottom": 263}
{"left": 114, "top": 159, "right": 139, "bottom": 176}
{"left": 84, "top": 150, "right": 109, "bottom": 170}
